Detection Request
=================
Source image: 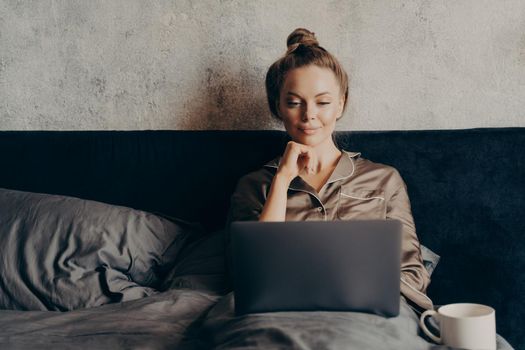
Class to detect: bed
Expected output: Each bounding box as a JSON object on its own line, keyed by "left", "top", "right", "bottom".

{"left": 0, "top": 128, "right": 521, "bottom": 349}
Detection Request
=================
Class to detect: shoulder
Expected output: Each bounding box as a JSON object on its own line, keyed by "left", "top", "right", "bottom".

{"left": 228, "top": 163, "right": 275, "bottom": 222}
{"left": 234, "top": 166, "right": 275, "bottom": 191}
{"left": 357, "top": 156, "right": 402, "bottom": 178}
{"left": 344, "top": 150, "right": 406, "bottom": 193}
{"left": 231, "top": 157, "right": 278, "bottom": 201}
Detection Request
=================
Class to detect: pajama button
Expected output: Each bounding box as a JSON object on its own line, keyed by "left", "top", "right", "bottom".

{"left": 317, "top": 207, "right": 323, "bottom": 211}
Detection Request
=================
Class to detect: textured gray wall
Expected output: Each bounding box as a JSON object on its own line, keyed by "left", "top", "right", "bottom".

{"left": 0, "top": 0, "right": 524, "bottom": 131}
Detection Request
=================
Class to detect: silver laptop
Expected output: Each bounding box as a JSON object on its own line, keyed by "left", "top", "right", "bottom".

{"left": 229, "top": 219, "right": 402, "bottom": 317}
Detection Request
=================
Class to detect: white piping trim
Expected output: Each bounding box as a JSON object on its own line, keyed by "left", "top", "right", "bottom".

{"left": 263, "top": 157, "right": 280, "bottom": 169}
{"left": 340, "top": 193, "right": 385, "bottom": 201}
{"left": 288, "top": 187, "right": 322, "bottom": 204}
{"left": 400, "top": 277, "right": 434, "bottom": 304}
{"left": 327, "top": 151, "right": 358, "bottom": 184}
{"left": 265, "top": 151, "right": 359, "bottom": 177}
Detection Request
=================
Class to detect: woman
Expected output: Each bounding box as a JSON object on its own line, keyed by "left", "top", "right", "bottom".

{"left": 225, "top": 28, "right": 434, "bottom": 317}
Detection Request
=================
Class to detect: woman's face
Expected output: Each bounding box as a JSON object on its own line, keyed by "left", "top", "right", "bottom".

{"left": 277, "top": 65, "right": 345, "bottom": 147}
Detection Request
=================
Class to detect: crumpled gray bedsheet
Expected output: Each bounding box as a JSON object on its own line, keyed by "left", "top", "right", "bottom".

{"left": 0, "top": 289, "right": 218, "bottom": 350}
{"left": 202, "top": 293, "right": 514, "bottom": 350}
{"left": 0, "top": 289, "right": 515, "bottom": 350}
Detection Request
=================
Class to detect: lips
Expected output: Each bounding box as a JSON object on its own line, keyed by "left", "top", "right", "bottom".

{"left": 299, "top": 127, "right": 321, "bottom": 135}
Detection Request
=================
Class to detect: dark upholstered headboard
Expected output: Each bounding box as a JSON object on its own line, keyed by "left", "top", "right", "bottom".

{"left": 1, "top": 127, "right": 523, "bottom": 347}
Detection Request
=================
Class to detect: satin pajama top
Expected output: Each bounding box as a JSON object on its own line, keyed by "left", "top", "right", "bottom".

{"left": 225, "top": 149, "right": 434, "bottom": 312}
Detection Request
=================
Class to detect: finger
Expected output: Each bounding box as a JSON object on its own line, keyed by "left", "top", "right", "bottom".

{"left": 293, "top": 145, "right": 315, "bottom": 174}
{"left": 292, "top": 141, "right": 311, "bottom": 154}
{"left": 303, "top": 156, "right": 316, "bottom": 175}
{"left": 289, "top": 142, "right": 318, "bottom": 174}
{"left": 305, "top": 149, "right": 318, "bottom": 174}
{"left": 297, "top": 152, "right": 309, "bottom": 171}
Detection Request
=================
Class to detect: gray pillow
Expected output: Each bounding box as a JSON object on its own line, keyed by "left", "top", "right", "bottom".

{"left": 161, "top": 228, "right": 228, "bottom": 295}
{"left": 0, "top": 187, "right": 203, "bottom": 311}
{"left": 420, "top": 244, "right": 440, "bottom": 276}
{"left": 161, "top": 231, "right": 441, "bottom": 294}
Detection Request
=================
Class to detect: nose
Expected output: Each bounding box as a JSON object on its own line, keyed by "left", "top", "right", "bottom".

{"left": 301, "top": 103, "right": 318, "bottom": 121}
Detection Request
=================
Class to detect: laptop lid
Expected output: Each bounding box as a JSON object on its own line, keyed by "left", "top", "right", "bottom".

{"left": 230, "top": 219, "right": 402, "bottom": 317}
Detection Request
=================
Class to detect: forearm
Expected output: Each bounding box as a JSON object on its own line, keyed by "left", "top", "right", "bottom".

{"left": 258, "top": 173, "right": 291, "bottom": 222}
{"left": 401, "top": 258, "right": 431, "bottom": 293}
{"left": 400, "top": 268, "right": 433, "bottom": 310}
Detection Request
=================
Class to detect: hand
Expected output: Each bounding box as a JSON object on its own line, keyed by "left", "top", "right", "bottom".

{"left": 276, "top": 141, "right": 318, "bottom": 183}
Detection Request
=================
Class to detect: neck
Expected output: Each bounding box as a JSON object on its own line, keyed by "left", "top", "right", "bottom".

{"left": 311, "top": 138, "right": 342, "bottom": 171}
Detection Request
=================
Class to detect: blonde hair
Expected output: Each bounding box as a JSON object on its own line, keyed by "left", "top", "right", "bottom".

{"left": 265, "top": 28, "right": 349, "bottom": 121}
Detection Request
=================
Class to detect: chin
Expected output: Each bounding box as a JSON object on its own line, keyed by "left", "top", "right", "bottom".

{"left": 291, "top": 133, "right": 325, "bottom": 146}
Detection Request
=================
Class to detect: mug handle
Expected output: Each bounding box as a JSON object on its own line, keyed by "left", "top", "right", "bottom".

{"left": 419, "top": 309, "right": 441, "bottom": 344}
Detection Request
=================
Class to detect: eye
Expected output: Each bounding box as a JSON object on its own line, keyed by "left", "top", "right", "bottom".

{"left": 287, "top": 101, "right": 301, "bottom": 107}
{"left": 319, "top": 102, "right": 331, "bottom": 105}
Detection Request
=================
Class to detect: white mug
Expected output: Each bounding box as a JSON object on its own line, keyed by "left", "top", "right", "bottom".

{"left": 419, "top": 303, "right": 496, "bottom": 350}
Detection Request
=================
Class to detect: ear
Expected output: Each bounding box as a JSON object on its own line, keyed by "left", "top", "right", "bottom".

{"left": 337, "top": 95, "right": 345, "bottom": 120}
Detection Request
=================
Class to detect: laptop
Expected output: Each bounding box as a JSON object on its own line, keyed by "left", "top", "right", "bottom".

{"left": 229, "top": 219, "right": 402, "bottom": 317}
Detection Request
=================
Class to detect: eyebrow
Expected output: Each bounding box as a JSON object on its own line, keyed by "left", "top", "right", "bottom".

{"left": 286, "top": 91, "right": 331, "bottom": 98}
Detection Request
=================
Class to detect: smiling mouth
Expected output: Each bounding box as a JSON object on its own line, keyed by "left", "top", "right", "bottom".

{"left": 299, "top": 127, "right": 320, "bottom": 135}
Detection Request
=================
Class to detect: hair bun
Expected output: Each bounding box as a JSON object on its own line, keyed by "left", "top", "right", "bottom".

{"left": 286, "top": 28, "right": 319, "bottom": 54}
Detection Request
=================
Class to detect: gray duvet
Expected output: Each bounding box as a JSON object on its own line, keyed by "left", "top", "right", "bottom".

{"left": 0, "top": 289, "right": 218, "bottom": 350}
{"left": 0, "top": 189, "right": 515, "bottom": 349}
{"left": 0, "top": 289, "right": 514, "bottom": 350}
